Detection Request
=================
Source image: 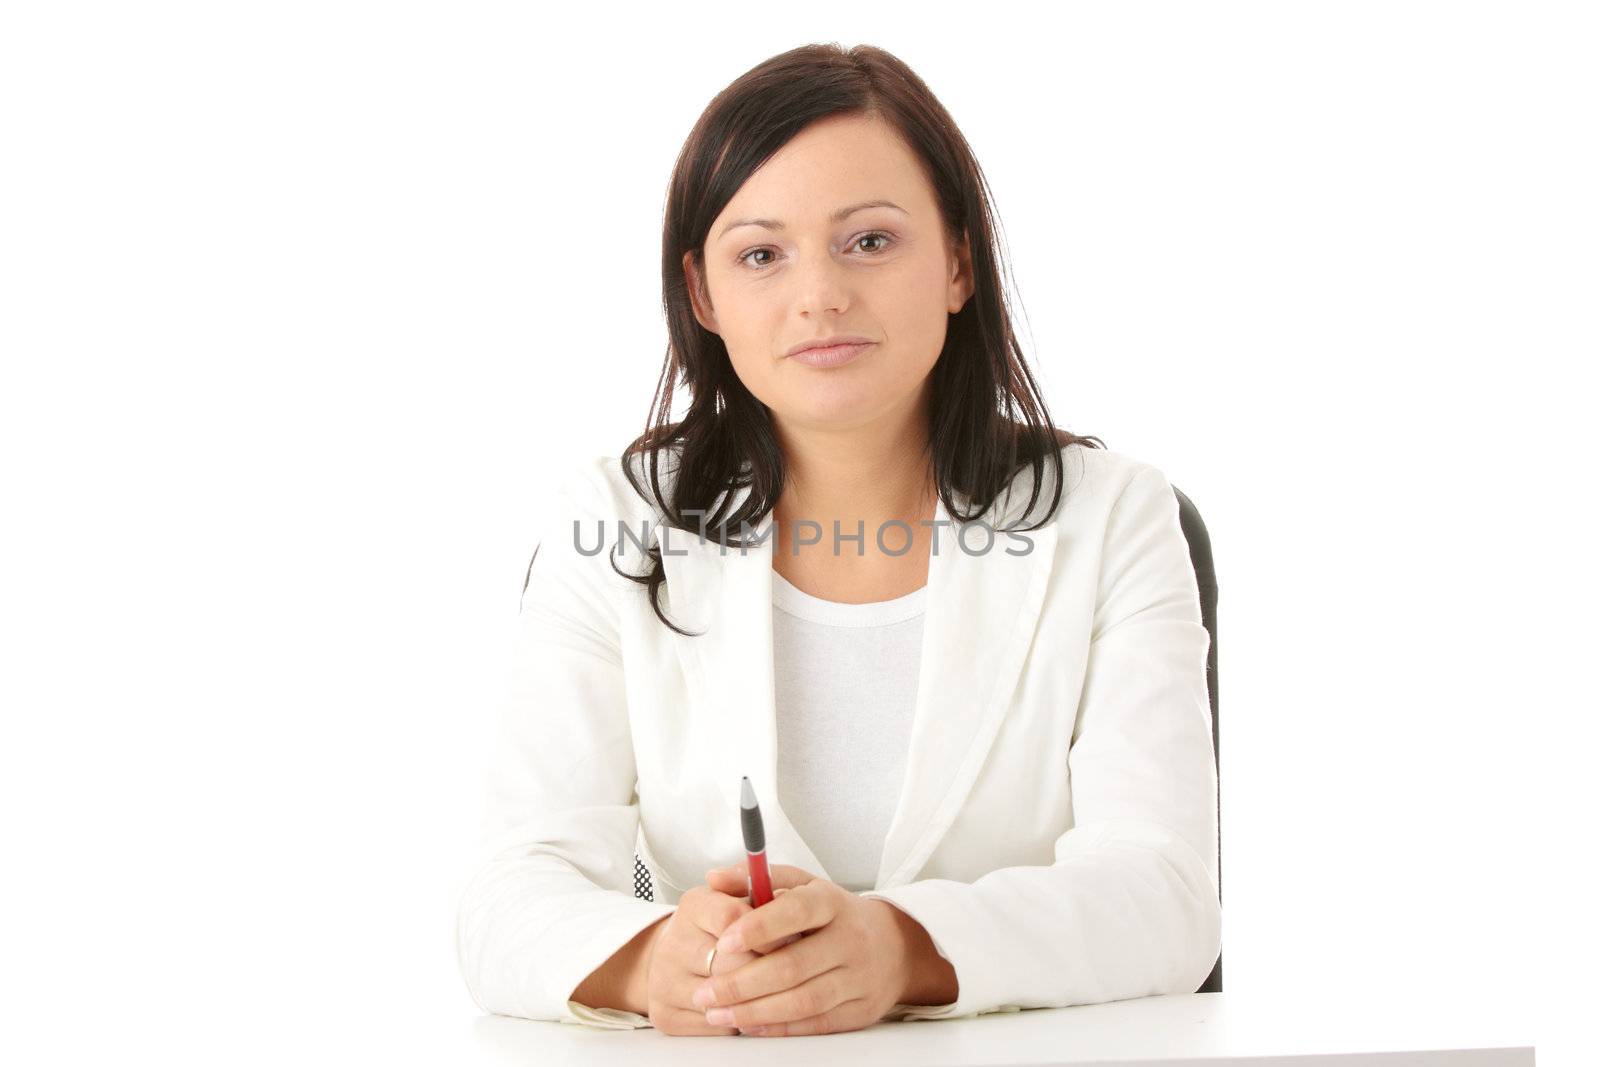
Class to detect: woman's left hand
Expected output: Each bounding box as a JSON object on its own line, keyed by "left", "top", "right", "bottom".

{"left": 694, "top": 861, "right": 908, "bottom": 1036}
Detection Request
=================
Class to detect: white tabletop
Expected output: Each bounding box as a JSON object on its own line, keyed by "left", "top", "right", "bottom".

{"left": 469, "top": 991, "right": 1535, "bottom": 1065}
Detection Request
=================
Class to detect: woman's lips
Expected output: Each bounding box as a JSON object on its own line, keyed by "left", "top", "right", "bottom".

{"left": 787, "top": 341, "right": 875, "bottom": 368}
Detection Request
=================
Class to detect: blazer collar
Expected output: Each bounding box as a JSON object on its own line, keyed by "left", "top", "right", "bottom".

{"left": 653, "top": 465, "right": 1059, "bottom": 890}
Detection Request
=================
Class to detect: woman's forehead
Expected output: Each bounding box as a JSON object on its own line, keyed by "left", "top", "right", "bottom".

{"left": 713, "top": 127, "right": 935, "bottom": 236}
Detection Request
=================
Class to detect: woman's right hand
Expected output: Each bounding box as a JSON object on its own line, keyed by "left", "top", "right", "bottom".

{"left": 645, "top": 877, "right": 766, "bottom": 1035}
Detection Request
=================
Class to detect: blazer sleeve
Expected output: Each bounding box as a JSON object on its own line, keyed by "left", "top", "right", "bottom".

{"left": 858, "top": 463, "right": 1221, "bottom": 1021}
{"left": 454, "top": 461, "right": 676, "bottom": 1028}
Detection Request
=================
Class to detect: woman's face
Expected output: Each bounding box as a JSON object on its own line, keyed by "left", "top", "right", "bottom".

{"left": 685, "top": 112, "right": 973, "bottom": 434}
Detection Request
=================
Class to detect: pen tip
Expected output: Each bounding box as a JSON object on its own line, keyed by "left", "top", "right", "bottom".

{"left": 740, "top": 776, "right": 757, "bottom": 809}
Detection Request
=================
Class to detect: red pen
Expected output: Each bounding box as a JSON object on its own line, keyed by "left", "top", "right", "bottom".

{"left": 737, "top": 776, "right": 803, "bottom": 951}
{"left": 739, "top": 776, "right": 775, "bottom": 907}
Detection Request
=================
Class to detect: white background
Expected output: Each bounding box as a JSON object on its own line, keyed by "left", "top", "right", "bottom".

{"left": 3, "top": 2, "right": 1595, "bottom": 1063}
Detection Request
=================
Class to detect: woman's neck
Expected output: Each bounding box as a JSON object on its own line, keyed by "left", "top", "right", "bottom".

{"left": 771, "top": 420, "right": 936, "bottom": 535}
{"left": 768, "top": 412, "right": 940, "bottom": 598}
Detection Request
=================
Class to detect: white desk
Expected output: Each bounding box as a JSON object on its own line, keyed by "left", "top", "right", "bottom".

{"left": 470, "top": 992, "right": 1535, "bottom": 1065}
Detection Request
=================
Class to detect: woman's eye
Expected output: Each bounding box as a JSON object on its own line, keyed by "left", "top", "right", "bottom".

{"left": 855, "top": 231, "right": 893, "bottom": 254}
{"left": 737, "top": 231, "right": 895, "bottom": 270}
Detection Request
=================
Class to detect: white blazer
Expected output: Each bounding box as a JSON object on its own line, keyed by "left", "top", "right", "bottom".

{"left": 455, "top": 441, "right": 1221, "bottom": 1028}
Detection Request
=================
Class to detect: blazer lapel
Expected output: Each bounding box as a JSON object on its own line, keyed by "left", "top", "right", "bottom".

{"left": 654, "top": 467, "right": 1059, "bottom": 891}
{"left": 873, "top": 486, "right": 1058, "bottom": 888}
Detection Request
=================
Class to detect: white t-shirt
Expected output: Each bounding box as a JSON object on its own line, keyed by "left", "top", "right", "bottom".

{"left": 769, "top": 568, "right": 928, "bottom": 892}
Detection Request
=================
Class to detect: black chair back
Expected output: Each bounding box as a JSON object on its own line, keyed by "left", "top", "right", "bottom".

{"left": 1173, "top": 484, "right": 1223, "bottom": 994}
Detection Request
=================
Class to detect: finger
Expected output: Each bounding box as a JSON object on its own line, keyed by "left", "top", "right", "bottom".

{"left": 739, "top": 998, "right": 870, "bottom": 1037}
{"left": 705, "top": 946, "right": 762, "bottom": 1003}
{"left": 719, "top": 882, "right": 828, "bottom": 956}
{"left": 746, "top": 925, "right": 802, "bottom": 957}
{"left": 655, "top": 1003, "right": 741, "bottom": 1037}
{"left": 695, "top": 944, "right": 761, "bottom": 1009}
{"left": 704, "top": 966, "right": 855, "bottom": 1032}
{"left": 704, "top": 866, "right": 761, "bottom": 892}
{"left": 708, "top": 945, "right": 762, "bottom": 978}
{"left": 705, "top": 869, "right": 746, "bottom": 896}
{"left": 686, "top": 892, "right": 751, "bottom": 941}
{"left": 700, "top": 922, "right": 829, "bottom": 1011}
{"left": 705, "top": 868, "right": 790, "bottom": 900}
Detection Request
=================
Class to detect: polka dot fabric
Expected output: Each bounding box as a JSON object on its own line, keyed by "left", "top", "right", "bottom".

{"left": 632, "top": 853, "right": 654, "bottom": 902}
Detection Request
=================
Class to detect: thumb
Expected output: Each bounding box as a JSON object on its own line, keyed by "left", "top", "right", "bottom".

{"left": 710, "top": 859, "right": 818, "bottom": 891}
{"left": 765, "top": 863, "right": 820, "bottom": 890}
{"left": 705, "top": 865, "right": 745, "bottom": 886}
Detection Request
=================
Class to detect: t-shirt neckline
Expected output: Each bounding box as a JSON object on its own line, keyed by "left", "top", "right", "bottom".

{"left": 770, "top": 569, "right": 928, "bottom": 627}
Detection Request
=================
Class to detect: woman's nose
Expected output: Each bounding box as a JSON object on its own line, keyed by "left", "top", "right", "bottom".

{"left": 791, "top": 249, "right": 852, "bottom": 316}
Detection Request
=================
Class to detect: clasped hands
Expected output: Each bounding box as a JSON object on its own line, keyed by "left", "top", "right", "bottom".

{"left": 690, "top": 860, "right": 909, "bottom": 1037}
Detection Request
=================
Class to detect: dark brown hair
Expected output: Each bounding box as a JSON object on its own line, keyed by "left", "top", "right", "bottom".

{"left": 616, "top": 42, "right": 1102, "bottom": 636}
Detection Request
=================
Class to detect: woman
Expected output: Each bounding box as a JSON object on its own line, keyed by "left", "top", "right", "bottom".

{"left": 455, "top": 42, "right": 1220, "bottom": 1037}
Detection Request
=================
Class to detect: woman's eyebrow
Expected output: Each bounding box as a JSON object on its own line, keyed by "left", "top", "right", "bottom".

{"left": 716, "top": 199, "right": 908, "bottom": 241}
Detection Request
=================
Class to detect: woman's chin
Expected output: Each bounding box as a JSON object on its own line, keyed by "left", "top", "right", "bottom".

{"left": 779, "top": 396, "right": 890, "bottom": 430}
